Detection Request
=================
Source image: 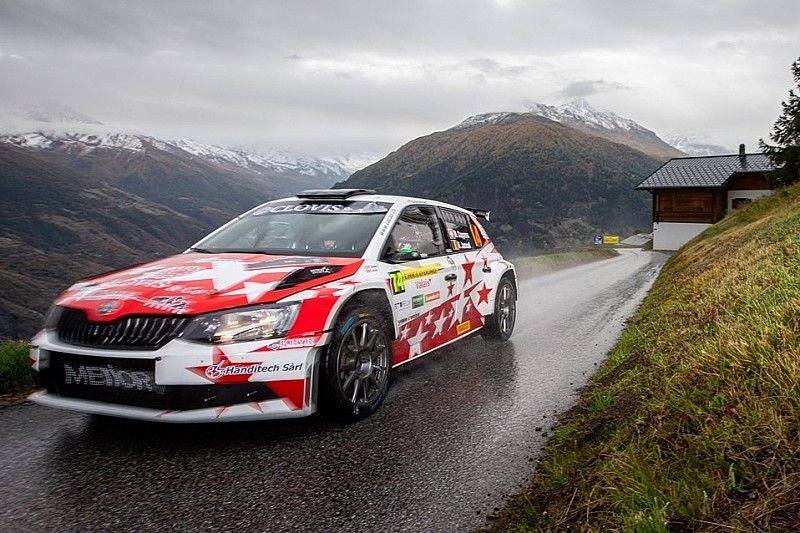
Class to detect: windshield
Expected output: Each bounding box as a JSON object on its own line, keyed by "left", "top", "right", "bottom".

{"left": 193, "top": 200, "right": 392, "bottom": 258}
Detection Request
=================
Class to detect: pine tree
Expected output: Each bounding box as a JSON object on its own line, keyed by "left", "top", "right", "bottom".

{"left": 760, "top": 56, "right": 800, "bottom": 186}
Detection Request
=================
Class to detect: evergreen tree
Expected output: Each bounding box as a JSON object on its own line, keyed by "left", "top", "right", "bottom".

{"left": 760, "top": 56, "right": 800, "bottom": 186}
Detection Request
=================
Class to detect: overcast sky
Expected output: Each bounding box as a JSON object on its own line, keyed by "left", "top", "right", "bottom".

{"left": 1, "top": 0, "right": 798, "bottom": 157}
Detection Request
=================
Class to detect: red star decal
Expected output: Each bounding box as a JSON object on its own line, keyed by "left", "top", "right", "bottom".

{"left": 447, "top": 282, "right": 455, "bottom": 296}
{"left": 462, "top": 260, "right": 475, "bottom": 286}
{"left": 463, "top": 282, "right": 479, "bottom": 298}
{"left": 477, "top": 282, "right": 492, "bottom": 305}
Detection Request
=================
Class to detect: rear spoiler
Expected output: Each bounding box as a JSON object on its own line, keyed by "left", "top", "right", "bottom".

{"left": 466, "top": 207, "right": 491, "bottom": 221}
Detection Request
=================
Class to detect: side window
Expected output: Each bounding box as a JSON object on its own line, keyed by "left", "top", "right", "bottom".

{"left": 441, "top": 209, "right": 482, "bottom": 252}
{"left": 383, "top": 206, "right": 444, "bottom": 260}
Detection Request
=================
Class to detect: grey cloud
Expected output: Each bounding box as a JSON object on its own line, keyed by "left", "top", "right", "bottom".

{"left": 560, "top": 80, "right": 630, "bottom": 98}
{"left": 468, "top": 58, "right": 534, "bottom": 78}
{"left": 0, "top": 0, "right": 798, "bottom": 155}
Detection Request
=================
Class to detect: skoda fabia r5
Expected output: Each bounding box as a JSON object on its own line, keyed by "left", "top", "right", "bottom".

{"left": 29, "top": 189, "right": 517, "bottom": 422}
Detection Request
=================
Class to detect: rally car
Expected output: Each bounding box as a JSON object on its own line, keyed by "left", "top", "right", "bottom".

{"left": 29, "top": 189, "right": 517, "bottom": 422}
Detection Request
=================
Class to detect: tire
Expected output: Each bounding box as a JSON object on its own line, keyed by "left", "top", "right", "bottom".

{"left": 481, "top": 275, "right": 516, "bottom": 343}
{"left": 319, "top": 297, "right": 392, "bottom": 422}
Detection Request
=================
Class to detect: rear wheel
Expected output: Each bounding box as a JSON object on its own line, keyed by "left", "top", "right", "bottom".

{"left": 481, "top": 276, "right": 516, "bottom": 342}
{"left": 319, "top": 301, "right": 392, "bottom": 421}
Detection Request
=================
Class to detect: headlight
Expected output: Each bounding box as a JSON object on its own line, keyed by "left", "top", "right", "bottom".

{"left": 43, "top": 305, "right": 64, "bottom": 330}
{"left": 181, "top": 303, "right": 300, "bottom": 344}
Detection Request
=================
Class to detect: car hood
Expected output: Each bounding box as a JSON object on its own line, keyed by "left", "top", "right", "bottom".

{"left": 55, "top": 253, "right": 364, "bottom": 321}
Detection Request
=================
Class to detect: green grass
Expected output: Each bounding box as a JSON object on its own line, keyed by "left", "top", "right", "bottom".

{"left": 489, "top": 183, "right": 800, "bottom": 531}
{"left": 0, "top": 341, "right": 32, "bottom": 394}
{"left": 513, "top": 247, "right": 619, "bottom": 280}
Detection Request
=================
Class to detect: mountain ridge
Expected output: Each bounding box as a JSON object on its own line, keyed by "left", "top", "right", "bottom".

{"left": 338, "top": 113, "right": 661, "bottom": 253}
{"left": 452, "top": 99, "right": 684, "bottom": 160}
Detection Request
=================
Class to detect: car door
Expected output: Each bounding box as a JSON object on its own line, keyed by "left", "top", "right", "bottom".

{"left": 381, "top": 205, "right": 449, "bottom": 362}
{"left": 439, "top": 207, "right": 486, "bottom": 336}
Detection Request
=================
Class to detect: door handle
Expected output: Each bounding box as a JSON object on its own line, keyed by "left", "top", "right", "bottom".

{"left": 444, "top": 273, "right": 457, "bottom": 281}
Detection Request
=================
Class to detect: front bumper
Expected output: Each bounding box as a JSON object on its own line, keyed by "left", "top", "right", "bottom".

{"left": 28, "top": 390, "right": 312, "bottom": 423}
{"left": 29, "top": 330, "right": 324, "bottom": 422}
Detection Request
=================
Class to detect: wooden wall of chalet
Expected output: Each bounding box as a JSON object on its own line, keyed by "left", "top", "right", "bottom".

{"left": 727, "top": 172, "right": 772, "bottom": 190}
{"left": 653, "top": 188, "right": 726, "bottom": 223}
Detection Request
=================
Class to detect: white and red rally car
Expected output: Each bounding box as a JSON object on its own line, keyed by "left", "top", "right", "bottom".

{"left": 29, "top": 189, "right": 517, "bottom": 422}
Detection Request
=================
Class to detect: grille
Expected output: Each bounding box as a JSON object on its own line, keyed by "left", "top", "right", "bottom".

{"left": 56, "top": 308, "right": 189, "bottom": 350}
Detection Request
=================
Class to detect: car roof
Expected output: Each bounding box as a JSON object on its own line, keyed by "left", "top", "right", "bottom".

{"left": 251, "top": 192, "right": 476, "bottom": 217}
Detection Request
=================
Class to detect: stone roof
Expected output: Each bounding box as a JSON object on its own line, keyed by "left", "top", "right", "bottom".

{"left": 635, "top": 153, "right": 774, "bottom": 189}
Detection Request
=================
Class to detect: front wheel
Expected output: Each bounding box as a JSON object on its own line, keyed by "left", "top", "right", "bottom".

{"left": 481, "top": 276, "right": 516, "bottom": 342}
{"left": 319, "top": 307, "right": 391, "bottom": 422}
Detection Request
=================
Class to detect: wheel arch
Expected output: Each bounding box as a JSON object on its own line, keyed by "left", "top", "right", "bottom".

{"left": 326, "top": 288, "right": 397, "bottom": 341}
{"left": 479, "top": 263, "right": 518, "bottom": 317}
{"left": 501, "top": 267, "right": 518, "bottom": 299}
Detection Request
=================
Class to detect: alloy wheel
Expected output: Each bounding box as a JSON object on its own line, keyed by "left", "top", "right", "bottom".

{"left": 336, "top": 320, "right": 390, "bottom": 406}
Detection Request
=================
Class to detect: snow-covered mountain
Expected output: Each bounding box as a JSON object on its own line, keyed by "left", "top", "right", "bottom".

{"left": 456, "top": 99, "right": 685, "bottom": 160}
{"left": 664, "top": 134, "right": 733, "bottom": 157}
{"left": 0, "top": 131, "right": 375, "bottom": 183}
{"left": 527, "top": 99, "right": 643, "bottom": 132}
{"left": 0, "top": 103, "right": 377, "bottom": 180}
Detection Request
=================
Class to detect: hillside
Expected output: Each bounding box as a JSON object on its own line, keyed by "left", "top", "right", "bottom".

{"left": 0, "top": 132, "right": 336, "bottom": 229}
{"left": 489, "top": 184, "right": 800, "bottom": 530}
{"left": 338, "top": 114, "right": 661, "bottom": 254}
{"left": 0, "top": 144, "right": 209, "bottom": 339}
{"left": 0, "top": 135, "right": 340, "bottom": 340}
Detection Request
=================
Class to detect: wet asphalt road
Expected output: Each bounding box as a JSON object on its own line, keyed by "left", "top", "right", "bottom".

{"left": 0, "top": 249, "right": 667, "bottom": 532}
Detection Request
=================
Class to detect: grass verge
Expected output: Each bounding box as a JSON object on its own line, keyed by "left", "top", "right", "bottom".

{"left": 487, "top": 184, "right": 800, "bottom": 531}
{"left": 0, "top": 341, "right": 32, "bottom": 394}
{"left": 513, "top": 247, "right": 619, "bottom": 280}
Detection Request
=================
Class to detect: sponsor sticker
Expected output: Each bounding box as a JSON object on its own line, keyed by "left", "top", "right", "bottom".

{"left": 456, "top": 321, "right": 471, "bottom": 335}
{"left": 424, "top": 291, "right": 440, "bottom": 303}
{"left": 63, "top": 363, "right": 165, "bottom": 393}
{"left": 143, "top": 295, "right": 189, "bottom": 313}
{"left": 414, "top": 278, "right": 432, "bottom": 289}
{"left": 412, "top": 295, "right": 425, "bottom": 309}
{"left": 205, "top": 361, "right": 303, "bottom": 380}
{"left": 395, "top": 300, "right": 411, "bottom": 311}
{"left": 163, "top": 285, "right": 209, "bottom": 295}
{"left": 378, "top": 207, "right": 398, "bottom": 236}
{"left": 267, "top": 337, "right": 318, "bottom": 350}
{"left": 401, "top": 264, "right": 439, "bottom": 281}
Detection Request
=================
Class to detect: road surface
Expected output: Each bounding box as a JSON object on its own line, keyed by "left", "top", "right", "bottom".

{"left": 0, "top": 249, "right": 667, "bottom": 532}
